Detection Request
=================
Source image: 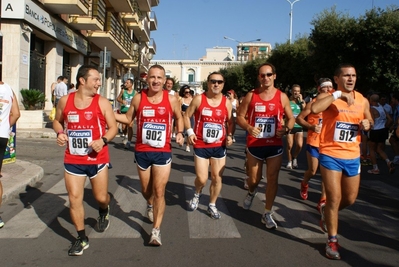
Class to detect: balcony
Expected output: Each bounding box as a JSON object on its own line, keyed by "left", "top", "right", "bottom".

{"left": 87, "top": 12, "right": 133, "bottom": 60}
{"left": 152, "top": 0, "right": 160, "bottom": 7}
{"left": 132, "top": 17, "right": 150, "bottom": 42}
{"left": 150, "top": 11, "right": 157, "bottom": 31}
{"left": 137, "top": 0, "right": 151, "bottom": 12}
{"left": 108, "top": 0, "right": 134, "bottom": 13}
{"left": 68, "top": 0, "right": 106, "bottom": 31}
{"left": 42, "top": 0, "right": 90, "bottom": 15}
{"left": 121, "top": 12, "right": 140, "bottom": 23}
{"left": 149, "top": 38, "right": 156, "bottom": 55}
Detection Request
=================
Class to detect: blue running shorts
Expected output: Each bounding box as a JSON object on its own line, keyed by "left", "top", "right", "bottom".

{"left": 135, "top": 151, "right": 172, "bottom": 170}
{"left": 319, "top": 153, "right": 360, "bottom": 177}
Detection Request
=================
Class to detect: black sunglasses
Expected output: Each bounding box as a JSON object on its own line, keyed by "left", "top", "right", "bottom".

{"left": 260, "top": 73, "right": 274, "bottom": 78}
{"left": 184, "top": 91, "right": 190, "bottom": 94}
{"left": 210, "top": 79, "right": 224, "bottom": 85}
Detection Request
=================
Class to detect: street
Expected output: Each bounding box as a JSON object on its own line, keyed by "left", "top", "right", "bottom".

{"left": 0, "top": 128, "right": 398, "bottom": 267}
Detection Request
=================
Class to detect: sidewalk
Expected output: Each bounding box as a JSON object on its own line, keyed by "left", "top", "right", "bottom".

{"left": 1, "top": 128, "right": 55, "bottom": 204}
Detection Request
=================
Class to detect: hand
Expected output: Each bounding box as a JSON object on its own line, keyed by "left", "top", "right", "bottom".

{"left": 313, "top": 124, "right": 322, "bottom": 134}
{"left": 359, "top": 119, "right": 371, "bottom": 131}
{"left": 56, "top": 133, "right": 68, "bottom": 146}
{"left": 248, "top": 126, "right": 261, "bottom": 138}
{"left": 175, "top": 133, "right": 184, "bottom": 146}
{"left": 89, "top": 139, "right": 105, "bottom": 153}
{"left": 297, "top": 94, "right": 303, "bottom": 102}
{"left": 187, "top": 133, "right": 197, "bottom": 145}
{"left": 226, "top": 136, "right": 233, "bottom": 147}
{"left": 276, "top": 127, "right": 287, "bottom": 138}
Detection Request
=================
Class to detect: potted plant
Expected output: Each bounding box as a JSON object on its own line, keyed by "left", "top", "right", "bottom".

{"left": 20, "top": 89, "right": 46, "bottom": 110}
{"left": 17, "top": 89, "right": 46, "bottom": 129}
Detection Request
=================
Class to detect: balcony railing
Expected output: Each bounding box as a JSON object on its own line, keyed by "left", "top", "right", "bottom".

{"left": 68, "top": 0, "right": 106, "bottom": 30}
{"left": 150, "top": 11, "right": 157, "bottom": 31}
{"left": 92, "top": 0, "right": 107, "bottom": 26}
{"left": 149, "top": 38, "right": 156, "bottom": 55}
{"left": 42, "top": 0, "right": 90, "bottom": 15}
{"left": 106, "top": 12, "right": 132, "bottom": 54}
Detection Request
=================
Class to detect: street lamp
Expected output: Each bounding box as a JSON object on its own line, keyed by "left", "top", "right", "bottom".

{"left": 132, "top": 37, "right": 154, "bottom": 91}
{"left": 223, "top": 36, "right": 261, "bottom": 62}
{"left": 286, "top": 0, "right": 300, "bottom": 44}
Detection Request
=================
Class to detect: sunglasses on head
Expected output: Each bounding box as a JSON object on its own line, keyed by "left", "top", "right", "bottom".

{"left": 260, "top": 73, "right": 274, "bottom": 78}
{"left": 210, "top": 79, "right": 224, "bottom": 85}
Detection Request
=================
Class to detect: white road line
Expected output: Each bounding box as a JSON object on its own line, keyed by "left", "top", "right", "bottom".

{"left": 183, "top": 176, "right": 241, "bottom": 239}
{"left": 90, "top": 175, "right": 146, "bottom": 238}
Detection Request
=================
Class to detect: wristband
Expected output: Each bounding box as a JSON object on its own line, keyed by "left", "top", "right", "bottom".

{"left": 56, "top": 130, "right": 64, "bottom": 137}
{"left": 332, "top": 91, "right": 342, "bottom": 100}
{"left": 186, "top": 128, "right": 194, "bottom": 136}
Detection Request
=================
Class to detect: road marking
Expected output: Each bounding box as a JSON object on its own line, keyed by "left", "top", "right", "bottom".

{"left": 89, "top": 175, "right": 145, "bottom": 238}
{"left": 183, "top": 176, "right": 241, "bottom": 239}
{"left": 0, "top": 179, "right": 76, "bottom": 238}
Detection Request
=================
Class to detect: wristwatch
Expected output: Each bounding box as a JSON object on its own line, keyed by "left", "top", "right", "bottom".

{"left": 102, "top": 137, "right": 108, "bottom": 145}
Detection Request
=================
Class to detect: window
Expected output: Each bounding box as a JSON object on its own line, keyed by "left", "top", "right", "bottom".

{"left": 187, "top": 68, "right": 195, "bottom": 83}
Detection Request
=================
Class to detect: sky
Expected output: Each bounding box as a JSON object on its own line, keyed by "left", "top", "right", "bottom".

{"left": 151, "top": 0, "right": 398, "bottom": 60}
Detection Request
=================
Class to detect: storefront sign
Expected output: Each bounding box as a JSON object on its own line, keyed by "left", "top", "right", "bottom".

{"left": 1, "top": 0, "right": 88, "bottom": 55}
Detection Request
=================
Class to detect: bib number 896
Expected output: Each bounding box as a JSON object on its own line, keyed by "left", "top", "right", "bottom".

{"left": 72, "top": 138, "right": 88, "bottom": 148}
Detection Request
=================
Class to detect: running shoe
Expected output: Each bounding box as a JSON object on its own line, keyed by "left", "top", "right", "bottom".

{"left": 172, "top": 132, "right": 176, "bottom": 139}
{"left": 0, "top": 216, "right": 4, "bottom": 228}
{"left": 147, "top": 205, "right": 154, "bottom": 222}
{"left": 207, "top": 205, "right": 221, "bottom": 219}
{"left": 300, "top": 181, "right": 308, "bottom": 200}
{"left": 232, "top": 136, "right": 236, "bottom": 143}
{"left": 261, "top": 212, "right": 278, "bottom": 229}
{"left": 124, "top": 141, "right": 131, "bottom": 150}
{"left": 149, "top": 228, "right": 162, "bottom": 246}
{"left": 292, "top": 158, "right": 298, "bottom": 169}
{"left": 325, "top": 238, "right": 341, "bottom": 260}
{"left": 243, "top": 192, "right": 257, "bottom": 210}
{"left": 97, "top": 206, "right": 110, "bottom": 232}
{"left": 316, "top": 199, "right": 326, "bottom": 214}
{"left": 68, "top": 237, "right": 89, "bottom": 256}
{"left": 185, "top": 146, "right": 190, "bottom": 152}
{"left": 388, "top": 161, "right": 395, "bottom": 174}
{"left": 319, "top": 201, "right": 327, "bottom": 232}
{"left": 189, "top": 193, "right": 201, "bottom": 211}
{"left": 367, "top": 169, "right": 380, "bottom": 174}
{"left": 286, "top": 162, "right": 292, "bottom": 169}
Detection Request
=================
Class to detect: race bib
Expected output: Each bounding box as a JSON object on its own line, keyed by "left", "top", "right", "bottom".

{"left": 142, "top": 122, "right": 166, "bottom": 148}
{"left": 254, "top": 117, "right": 276, "bottom": 138}
{"left": 202, "top": 122, "right": 223, "bottom": 143}
{"left": 67, "top": 130, "right": 93, "bottom": 155}
{"left": 333, "top": 121, "right": 359, "bottom": 143}
{"left": 125, "top": 97, "right": 132, "bottom": 107}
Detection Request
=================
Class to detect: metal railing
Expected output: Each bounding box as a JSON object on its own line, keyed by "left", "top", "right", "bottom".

{"left": 92, "top": 0, "right": 106, "bottom": 26}
{"left": 106, "top": 12, "right": 132, "bottom": 53}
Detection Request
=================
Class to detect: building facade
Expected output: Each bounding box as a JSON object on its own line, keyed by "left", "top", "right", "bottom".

{"left": 0, "top": 0, "right": 158, "bottom": 118}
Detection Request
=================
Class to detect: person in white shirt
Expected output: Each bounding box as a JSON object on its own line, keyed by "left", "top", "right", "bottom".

{"left": 54, "top": 76, "right": 68, "bottom": 106}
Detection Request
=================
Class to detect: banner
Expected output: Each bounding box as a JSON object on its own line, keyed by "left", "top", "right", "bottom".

{"left": 3, "top": 125, "right": 16, "bottom": 164}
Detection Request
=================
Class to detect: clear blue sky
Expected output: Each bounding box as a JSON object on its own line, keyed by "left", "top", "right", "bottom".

{"left": 151, "top": 0, "right": 398, "bottom": 60}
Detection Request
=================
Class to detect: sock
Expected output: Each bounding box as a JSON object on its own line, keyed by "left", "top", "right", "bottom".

{"left": 209, "top": 203, "right": 216, "bottom": 207}
{"left": 147, "top": 204, "right": 153, "bottom": 208}
{"left": 99, "top": 206, "right": 109, "bottom": 216}
{"left": 264, "top": 209, "right": 271, "bottom": 214}
{"left": 373, "top": 164, "right": 378, "bottom": 170}
{"left": 77, "top": 230, "right": 87, "bottom": 241}
{"left": 328, "top": 235, "right": 337, "bottom": 241}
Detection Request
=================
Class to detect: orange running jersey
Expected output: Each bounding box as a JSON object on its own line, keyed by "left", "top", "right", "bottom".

{"left": 319, "top": 91, "right": 365, "bottom": 159}
{"left": 307, "top": 98, "right": 323, "bottom": 147}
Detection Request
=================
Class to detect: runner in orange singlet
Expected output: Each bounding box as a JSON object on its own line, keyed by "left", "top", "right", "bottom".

{"left": 311, "top": 64, "right": 373, "bottom": 260}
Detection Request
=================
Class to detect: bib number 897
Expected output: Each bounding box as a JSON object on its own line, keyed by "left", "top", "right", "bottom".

{"left": 206, "top": 129, "right": 219, "bottom": 138}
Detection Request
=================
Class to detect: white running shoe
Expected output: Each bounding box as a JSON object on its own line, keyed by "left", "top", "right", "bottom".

{"left": 189, "top": 193, "right": 201, "bottom": 211}
{"left": 286, "top": 162, "right": 292, "bottom": 169}
{"left": 292, "top": 158, "right": 298, "bottom": 169}
{"left": 146, "top": 205, "right": 154, "bottom": 222}
{"left": 261, "top": 212, "right": 277, "bottom": 229}
{"left": 149, "top": 228, "right": 162, "bottom": 246}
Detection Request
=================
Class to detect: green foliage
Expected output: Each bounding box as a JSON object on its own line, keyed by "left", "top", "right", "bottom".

{"left": 20, "top": 89, "right": 46, "bottom": 110}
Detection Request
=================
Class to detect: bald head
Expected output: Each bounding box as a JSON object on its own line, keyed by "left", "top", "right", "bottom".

{"left": 370, "top": 94, "right": 379, "bottom": 103}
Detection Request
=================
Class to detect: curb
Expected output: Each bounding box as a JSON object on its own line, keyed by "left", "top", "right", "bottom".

{"left": 1, "top": 160, "right": 44, "bottom": 204}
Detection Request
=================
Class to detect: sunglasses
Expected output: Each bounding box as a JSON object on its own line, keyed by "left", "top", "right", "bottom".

{"left": 260, "top": 73, "right": 274, "bottom": 78}
{"left": 210, "top": 79, "right": 224, "bottom": 85}
{"left": 184, "top": 91, "right": 190, "bottom": 94}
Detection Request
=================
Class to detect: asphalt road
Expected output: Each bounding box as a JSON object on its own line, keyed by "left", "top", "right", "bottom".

{"left": 0, "top": 129, "right": 398, "bottom": 267}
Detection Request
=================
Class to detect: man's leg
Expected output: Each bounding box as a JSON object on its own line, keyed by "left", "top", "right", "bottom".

{"left": 264, "top": 155, "right": 282, "bottom": 210}
{"left": 293, "top": 132, "right": 304, "bottom": 159}
{"left": 90, "top": 166, "right": 111, "bottom": 232}
{"left": 300, "top": 151, "right": 318, "bottom": 200}
{"left": 209, "top": 157, "right": 226, "bottom": 204}
{"left": 339, "top": 174, "right": 360, "bottom": 210}
{"left": 64, "top": 172, "right": 87, "bottom": 232}
{"left": 149, "top": 165, "right": 171, "bottom": 229}
{"left": 285, "top": 134, "right": 294, "bottom": 168}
